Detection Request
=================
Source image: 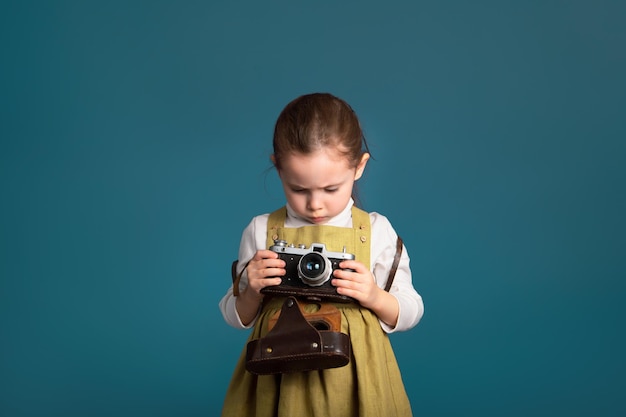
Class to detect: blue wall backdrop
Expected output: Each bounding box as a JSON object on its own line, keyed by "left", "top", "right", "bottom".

{"left": 1, "top": 1, "right": 624, "bottom": 416}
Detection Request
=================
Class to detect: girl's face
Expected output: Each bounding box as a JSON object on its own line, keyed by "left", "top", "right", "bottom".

{"left": 274, "top": 147, "right": 369, "bottom": 224}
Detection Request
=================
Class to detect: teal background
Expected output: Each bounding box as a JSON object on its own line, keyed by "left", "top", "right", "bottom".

{"left": 1, "top": 1, "right": 624, "bottom": 416}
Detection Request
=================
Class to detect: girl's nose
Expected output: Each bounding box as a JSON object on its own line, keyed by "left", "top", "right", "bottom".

{"left": 307, "top": 193, "right": 322, "bottom": 211}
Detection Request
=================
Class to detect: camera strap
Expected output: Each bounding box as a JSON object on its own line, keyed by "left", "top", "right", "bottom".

{"left": 384, "top": 235, "right": 403, "bottom": 292}
{"left": 230, "top": 259, "right": 249, "bottom": 297}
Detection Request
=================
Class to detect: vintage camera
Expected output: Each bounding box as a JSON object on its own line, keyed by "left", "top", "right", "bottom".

{"left": 261, "top": 240, "right": 355, "bottom": 302}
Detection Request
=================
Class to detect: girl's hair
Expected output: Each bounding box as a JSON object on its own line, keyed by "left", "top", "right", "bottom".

{"left": 272, "top": 93, "right": 371, "bottom": 170}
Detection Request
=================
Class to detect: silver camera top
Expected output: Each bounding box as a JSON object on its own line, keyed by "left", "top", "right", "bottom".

{"left": 270, "top": 240, "right": 355, "bottom": 261}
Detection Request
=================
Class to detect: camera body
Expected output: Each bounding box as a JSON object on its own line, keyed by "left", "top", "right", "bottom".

{"left": 261, "top": 240, "right": 355, "bottom": 302}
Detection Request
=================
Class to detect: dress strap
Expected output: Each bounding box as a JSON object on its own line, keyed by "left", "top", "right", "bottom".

{"left": 266, "top": 207, "right": 287, "bottom": 248}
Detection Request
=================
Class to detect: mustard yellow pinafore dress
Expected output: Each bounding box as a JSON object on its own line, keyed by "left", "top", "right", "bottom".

{"left": 221, "top": 207, "right": 412, "bottom": 417}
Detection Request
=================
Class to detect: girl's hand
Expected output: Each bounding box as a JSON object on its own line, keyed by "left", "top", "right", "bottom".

{"left": 332, "top": 260, "right": 380, "bottom": 306}
{"left": 236, "top": 250, "right": 285, "bottom": 326}
{"left": 332, "top": 260, "right": 400, "bottom": 328}
{"left": 242, "top": 250, "right": 285, "bottom": 298}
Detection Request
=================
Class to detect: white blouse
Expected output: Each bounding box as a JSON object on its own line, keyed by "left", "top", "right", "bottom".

{"left": 219, "top": 199, "right": 424, "bottom": 333}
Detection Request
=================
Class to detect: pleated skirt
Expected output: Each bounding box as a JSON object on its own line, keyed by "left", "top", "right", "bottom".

{"left": 221, "top": 298, "right": 412, "bottom": 417}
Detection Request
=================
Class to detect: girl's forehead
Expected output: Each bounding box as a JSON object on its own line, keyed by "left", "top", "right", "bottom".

{"left": 279, "top": 149, "right": 354, "bottom": 184}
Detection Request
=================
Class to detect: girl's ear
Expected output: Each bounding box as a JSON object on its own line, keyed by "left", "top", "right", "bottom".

{"left": 354, "top": 153, "right": 370, "bottom": 181}
{"left": 270, "top": 154, "right": 283, "bottom": 178}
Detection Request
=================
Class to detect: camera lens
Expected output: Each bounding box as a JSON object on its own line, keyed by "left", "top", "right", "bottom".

{"left": 298, "top": 252, "right": 332, "bottom": 286}
{"left": 300, "top": 253, "right": 324, "bottom": 278}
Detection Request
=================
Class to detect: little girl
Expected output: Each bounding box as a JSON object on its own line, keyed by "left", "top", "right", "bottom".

{"left": 219, "top": 93, "right": 424, "bottom": 416}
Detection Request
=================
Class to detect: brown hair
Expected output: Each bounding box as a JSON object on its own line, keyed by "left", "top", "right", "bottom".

{"left": 272, "top": 93, "right": 370, "bottom": 170}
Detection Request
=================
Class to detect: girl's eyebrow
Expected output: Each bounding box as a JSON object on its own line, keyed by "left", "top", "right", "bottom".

{"left": 286, "top": 181, "right": 343, "bottom": 190}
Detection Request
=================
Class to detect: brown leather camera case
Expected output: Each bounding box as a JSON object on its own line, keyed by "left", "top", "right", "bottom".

{"left": 246, "top": 297, "right": 350, "bottom": 375}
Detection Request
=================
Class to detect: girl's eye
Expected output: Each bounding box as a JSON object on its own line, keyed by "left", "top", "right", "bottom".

{"left": 325, "top": 188, "right": 338, "bottom": 193}
{"left": 291, "top": 188, "right": 306, "bottom": 193}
